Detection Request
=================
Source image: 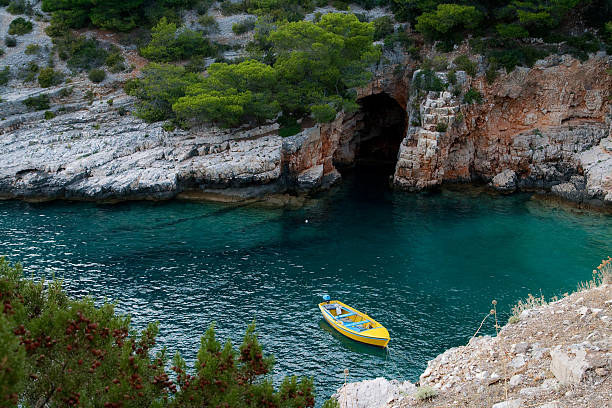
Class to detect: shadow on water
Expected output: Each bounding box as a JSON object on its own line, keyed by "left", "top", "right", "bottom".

{"left": 317, "top": 320, "right": 388, "bottom": 358}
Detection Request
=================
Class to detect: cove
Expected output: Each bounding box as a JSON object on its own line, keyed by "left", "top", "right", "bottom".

{"left": 0, "top": 167, "right": 610, "bottom": 402}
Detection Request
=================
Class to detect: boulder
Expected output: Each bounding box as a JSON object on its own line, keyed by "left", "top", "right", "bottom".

{"left": 550, "top": 345, "right": 590, "bottom": 385}
{"left": 491, "top": 170, "right": 518, "bottom": 193}
{"left": 334, "top": 378, "right": 416, "bottom": 408}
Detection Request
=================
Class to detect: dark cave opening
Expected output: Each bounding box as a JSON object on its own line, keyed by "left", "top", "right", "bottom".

{"left": 337, "top": 93, "right": 407, "bottom": 183}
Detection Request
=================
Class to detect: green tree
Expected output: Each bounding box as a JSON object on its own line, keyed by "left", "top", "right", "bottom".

{"left": 173, "top": 60, "right": 280, "bottom": 127}
{"left": 125, "top": 63, "right": 199, "bottom": 122}
{"left": 140, "top": 17, "right": 215, "bottom": 62}
{"left": 415, "top": 4, "right": 483, "bottom": 40}
{"left": 269, "top": 13, "right": 379, "bottom": 118}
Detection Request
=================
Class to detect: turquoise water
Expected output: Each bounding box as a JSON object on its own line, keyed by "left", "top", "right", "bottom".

{"left": 0, "top": 168, "right": 610, "bottom": 402}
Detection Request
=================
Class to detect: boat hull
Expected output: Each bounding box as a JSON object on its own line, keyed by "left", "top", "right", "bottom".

{"left": 319, "top": 301, "right": 390, "bottom": 348}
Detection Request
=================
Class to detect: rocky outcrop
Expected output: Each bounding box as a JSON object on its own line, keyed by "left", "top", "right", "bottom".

{"left": 338, "top": 282, "right": 612, "bottom": 408}
{"left": 0, "top": 90, "right": 286, "bottom": 201}
{"left": 333, "top": 378, "right": 416, "bottom": 408}
{"left": 393, "top": 55, "right": 612, "bottom": 207}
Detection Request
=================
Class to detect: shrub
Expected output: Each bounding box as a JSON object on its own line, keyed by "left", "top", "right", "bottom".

{"left": 415, "top": 385, "right": 438, "bottom": 401}
{"left": 453, "top": 54, "right": 476, "bottom": 77}
{"left": 0, "top": 66, "right": 10, "bottom": 85}
{"left": 415, "top": 4, "right": 483, "bottom": 41}
{"left": 431, "top": 55, "right": 447, "bottom": 71}
{"left": 105, "top": 50, "right": 126, "bottom": 72}
{"left": 436, "top": 122, "right": 447, "bottom": 132}
{"left": 311, "top": 104, "right": 336, "bottom": 123}
{"left": 88, "top": 68, "right": 106, "bottom": 83}
{"left": 140, "top": 18, "right": 216, "bottom": 62}
{"left": 54, "top": 36, "right": 109, "bottom": 72}
{"left": 508, "top": 315, "right": 520, "bottom": 324}
{"left": 198, "top": 15, "right": 220, "bottom": 34}
{"left": 24, "top": 43, "right": 40, "bottom": 54}
{"left": 126, "top": 63, "right": 199, "bottom": 122}
{"left": 44, "top": 110, "right": 55, "bottom": 119}
{"left": 5, "top": 36, "right": 17, "bottom": 47}
{"left": 7, "top": 0, "right": 32, "bottom": 15}
{"left": 37, "top": 67, "right": 63, "bottom": 87}
{"left": 496, "top": 23, "right": 528, "bottom": 39}
{"left": 373, "top": 16, "right": 394, "bottom": 41}
{"left": 23, "top": 94, "right": 50, "bottom": 110}
{"left": 58, "top": 86, "right": 73, "bottom": 97}
{"left": 414, "top": 69, "right": 445, "bottom": 92}
{"left": 446, "top": 69, "right": 457, "bottom": 85}
{"left": 331, "top": 0, "right": 348, "bottom": 10}
{"left": 8, "top": 17, "right": 32, "bottom": 35}
{"left": 0, "top": 48, "right": 3, "bottom": 56}
{"left": 278, "top": 115, "right": 301, "bottom": 137}
{"left": 232, "top": 18, "right": 256, "bottom": 35}
{"left": 463, "top": 88, "right": 483, "bottom": 104}
{"left": 21, "top": 60, "right": 38, "bottom": 82}
{"left": 196, "top": 0, "right": 215, "bottom": 14}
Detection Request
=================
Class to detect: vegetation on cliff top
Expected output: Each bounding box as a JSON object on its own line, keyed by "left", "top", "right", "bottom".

{"left": 0, "top": 257, "right": 318, "bottom": 407}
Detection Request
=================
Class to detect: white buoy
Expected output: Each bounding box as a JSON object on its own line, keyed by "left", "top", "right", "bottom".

{"left": 305, "top": 219, "right": 309, "bottom": 223}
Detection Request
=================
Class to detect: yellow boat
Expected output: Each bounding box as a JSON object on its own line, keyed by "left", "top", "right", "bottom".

{"left": 318, "top": 296, "right": 390, "bottom": 348}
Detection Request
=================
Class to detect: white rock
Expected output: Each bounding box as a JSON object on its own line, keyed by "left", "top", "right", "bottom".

{"left": 509, "top": 374, "right": 523, "bottom": 387}
{"left": 509, "top": 355, "right": 526, "bottom": 369}
{"left": 334, "top": 378, "right": 417, "bottom": 408}
{"left": 492, "top": 399, "right": 523, "bottom": 408}
{"left": 550, "top": 345, "right": 590, "bottom": 385}
{"left": 537, "top": 402, "right": 561, "bottom": 408}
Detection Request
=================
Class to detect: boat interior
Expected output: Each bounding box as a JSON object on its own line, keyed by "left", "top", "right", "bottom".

{"left": 323, "top": 303, "right": 375, "bottom": 332}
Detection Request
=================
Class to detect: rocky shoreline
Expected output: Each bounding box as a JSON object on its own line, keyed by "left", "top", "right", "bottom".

{"left": 334, "top": 277, "right": 612, "bottom": 408}
{"left": 1, "top": 5, "right": 611, "bottom": 206}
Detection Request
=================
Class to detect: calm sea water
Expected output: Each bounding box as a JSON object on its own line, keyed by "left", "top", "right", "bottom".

{"left": 0, "top": 168, "right": 610, "bottom": 402}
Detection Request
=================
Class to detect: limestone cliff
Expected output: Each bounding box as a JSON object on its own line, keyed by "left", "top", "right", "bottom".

{"left": 393, "top": 55, "right": 612, "bottom": 206}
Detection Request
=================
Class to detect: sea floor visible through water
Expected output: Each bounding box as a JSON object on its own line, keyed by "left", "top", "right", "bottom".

{"left": 0, "top": 166, "right": 610, "bottom": 403}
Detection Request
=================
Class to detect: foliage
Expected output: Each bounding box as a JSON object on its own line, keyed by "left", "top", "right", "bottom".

{"left": 496, "top": 23, "right": 528, "bottom": 39}
{"left": 21, "top": 61, "right": 39, "bottom": 82}
{"left": 446, "top": 69, "right": 456, "bottom": 85}
{"left": 435, "top": 121, "right": 447, "bottom": 132}
{"left": 415, "top": 4, "right": 483, "bottom": 40}
{"left": 463, "top": 88, "right": 482, "bottom": 104}
{"left": 278, "top": 115, "right": 301, "bottom": 137}
{"left": 372, "top": 16, "right": 394, "bottom": 40}
{"left": 8, "top": 17, "right": 32, "bottom": 35}
{"left": 23, "top": 94, "right": 50, "bottom": 110}
{"left": 453, "top": 54, "right": 476, "bottom": 77}
{"left": 431, "top": 55, "right": 447, "bottom": 71}
{"left": 198, "top": 15, "right": 220, "bottom": 34}
{"left": 232, "top": 18, "right": 257, "bottom": 35}
{"left": 125, "top": 63, "right": 199, "bottom": 122}
{"left": 0, "top": 257, "right": 316, "bottom": 407}
{"left": 44, "top": 110, "right": 56, "bottom": 119}
{"left": 52, "top": 36, "right": 109, "bottom": 72}
{"left": 5, "top": 36, "right": 17, "bottom": 47}
{"left": 487, "top": 46, "right": 549, "bottom": 72}
{"left": 88, "top": 68, "right": 106, "bottom": 83}
{"left": 105, "top": 50, "right": 126, "bottom": 73}
{"left": 38, "top": 67, "right": 64, "bottom": 88}
{"left": 140, "top": 18, "right": 216, "bottom": 62}
{"left": 413, "top": 69, "right": 445, "bottom": 92}
{"left": 269, "top": 13, "right": 379, "bottom": 119}
{"left": 24, "top": 43, "right": 40, "bottom": 54}
{"left": 173, "top": 60, "right": 279, "bottom": 127}
{"left": 42, "top": 0, "right": 143, "bottom": 31}
{"left": 415, "top": 385, "right": 438, "bottom": 401}
{"left": 322, "top": 397, "right": 340, "bottom": 408}
{"left": 0, "top": 66, "right": 9, "bottom": 86}
{"left": 6, "top": 0, "right": 32, "bottom": 15}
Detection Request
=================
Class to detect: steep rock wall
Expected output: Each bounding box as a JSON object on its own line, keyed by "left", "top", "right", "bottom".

{"left": 393, "top": 55, "right": 612, "bottom": 205}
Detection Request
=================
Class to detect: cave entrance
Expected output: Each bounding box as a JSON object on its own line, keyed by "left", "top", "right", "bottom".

{"left": 335, "top": 93, "right": 407, "bottom": 184}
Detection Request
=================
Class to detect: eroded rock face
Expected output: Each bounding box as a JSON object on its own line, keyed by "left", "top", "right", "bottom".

{"left": 392, "top": 55, "right": 612, "bottom": 206}
{"left": 333, "top": 378, "right": 416, "bottom": 408}
{"left": 0, "top": 92, "right": 284, "bottom": 201}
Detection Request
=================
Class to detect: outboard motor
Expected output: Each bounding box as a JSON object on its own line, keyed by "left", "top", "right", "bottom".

{"left": 322, "top": 294, "right": 331, "bottom": 303}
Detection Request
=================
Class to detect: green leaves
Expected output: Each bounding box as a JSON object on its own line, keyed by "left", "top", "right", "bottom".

{"left": 415, "top": 4, "right": 483, "bottom": 40}
{"left": 140, "top": 17, "right": 216, "bottom": 62}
